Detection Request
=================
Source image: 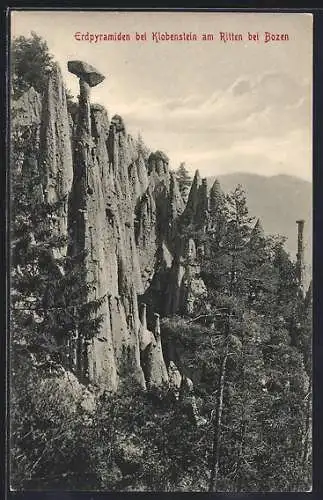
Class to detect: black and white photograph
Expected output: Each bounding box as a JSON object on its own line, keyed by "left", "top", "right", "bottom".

{"left": 9, "top": 10, "right": 312, "bottom": 492}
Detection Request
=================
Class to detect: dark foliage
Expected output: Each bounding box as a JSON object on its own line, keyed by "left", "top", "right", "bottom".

{"left": 11, "top": 31, "right": 55, "bottom": 98}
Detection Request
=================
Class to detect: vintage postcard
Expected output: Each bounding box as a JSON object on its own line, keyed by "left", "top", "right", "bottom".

{"left": 9, "top": 10, "right": 312, "bottom": 492}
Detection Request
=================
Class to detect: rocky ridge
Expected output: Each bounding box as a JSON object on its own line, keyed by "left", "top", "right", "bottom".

{"left": 13, "top": 61, "right": 212, "bottom": 401}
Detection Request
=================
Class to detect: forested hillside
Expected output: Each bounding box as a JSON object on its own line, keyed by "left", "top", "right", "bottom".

{"left": 10, "top": 33, "right": 312, "bottom": 492}
{"left": 209, "top": 172, "right": 312, "bottom": 284}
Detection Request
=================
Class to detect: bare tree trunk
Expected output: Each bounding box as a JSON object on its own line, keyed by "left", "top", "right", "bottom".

{"left": 209, "top": 240, "right": 237, "bottom": 492}
{"left": 234, "top": 417, "right": 247, "bottom": 492}
{"left": 230, "top": 252, "right": 236, "bottom": 296}
{"left": 208, "top": 313, "right": 231, "bottom": 492}
{"left": 300, "top": 388, "right": 311, "bottom": 488}
{"left": 72, "top": 305, "right": 79, "bottom": 374}
{"left": 233, "top": 368, "right": 247, "bottom": 492}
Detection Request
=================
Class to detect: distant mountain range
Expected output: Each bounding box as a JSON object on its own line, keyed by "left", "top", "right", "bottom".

{"left": 207, "top": 173, "right": 312, "bottom": 283}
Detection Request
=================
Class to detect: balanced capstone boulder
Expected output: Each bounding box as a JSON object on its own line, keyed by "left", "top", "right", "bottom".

{"left": 67, "top": 60, "right": 105, "bottom": 87}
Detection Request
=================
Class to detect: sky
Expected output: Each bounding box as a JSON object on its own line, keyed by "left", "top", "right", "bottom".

{"left": 11, "top": 11, "right": 313, "bottom": 181}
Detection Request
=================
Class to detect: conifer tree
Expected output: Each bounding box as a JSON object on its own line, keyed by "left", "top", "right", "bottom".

{"left": 259, "top": 319, "right": 309, "bottom": 491}
{"left": 136, "top": 132, "right": 151, "bottom": 161}
{"left": 202, "top": 184, "right": 254, "bottom": 297}
{"left": 176, "top": 162, "right": 192, "bottom": 199}
{"left": 11, "top": 31, "right": 55, "bottom": 98}
{"left": 208, "top": 179, "right": 227, "bottom": 245}
{"left": 11, "top": 31, "right": 105, "bottom": 371}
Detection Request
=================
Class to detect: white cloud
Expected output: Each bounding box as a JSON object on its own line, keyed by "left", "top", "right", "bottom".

{"left": 11, "top": 11, "right": 312, "bottom": 181}
{"left": 170, "top": 128, "right": 311, "bottom": 181}
{"left": 101, "top": 71, "right": 311, "bottom": 143}
{"left": 101, "top": 72, "right": 311, "bottom": 180}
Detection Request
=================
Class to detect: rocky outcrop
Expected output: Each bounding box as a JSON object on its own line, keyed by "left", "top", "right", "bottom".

{"left": 67, "top": 60, "right": 105, "bottom": 87}
{"left": 195, "top": 178, "right": 209, "bottom": 230}
{"left": 145, "top": 313, "right": 169, "bottom": 390}
{"left": 165, "top": 255, "right": 186, "bottom": 315}
{"left": 40, "top": 369, "right": 96, "bottom": 414}
{"left": 164, "top": 171, "right": 214, "bottom": 316}
{"left": 12, "top": 66, "right": 73, "bottom": 263}
{"left": 128, "top": 155, "right": 149, "bottom": 207}
{"left": 12, "top": 86, "right": 42, "bottom": 127}
{"left": 40, "top": 64, "right": 74, "bottom": 204}
{"left": 165, "top": 236, "right": 207, "bottom": 316}
{"left": 139, "top": 307, "right": 169, "bottom": 390}
{"left": 180, "top": 169, "right": 201, "bottom": 226}
{"left": 138, "top": 303, "right": 154, "bottom": 351}
{"left": 40, "top": 64, "right": 74, "bottom": 258}
{"left": 168, "top": 172, "right": 185, "bottom": 241}
{"left": 12, "top": 87, "right": 43, "bottom": 205}
{"left": 13, "top": 60, "right": 196, "bottom": 394}
{"left": 135, "top": 152, "right": 168, "bottom": 285}
{"left": 135, "top": 184, "right": 158, "bottom": 289}
{"left": 135, "top": 151, "right": 184, "bottom": 289}
{"left": 65, "top": 61, "right": 186, "bottom": 392}
{"left": 68, "top": 63, "right": 146, "bottom": 391}
{"left": 163, "top": 176, "right": 232, "bottom": 316}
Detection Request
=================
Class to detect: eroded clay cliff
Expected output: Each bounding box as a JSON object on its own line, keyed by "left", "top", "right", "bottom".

{"left": 13, "top": 61, "right": 210, "bottom": 395}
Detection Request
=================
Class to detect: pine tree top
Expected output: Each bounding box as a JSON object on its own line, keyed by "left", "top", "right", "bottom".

{"left": 210, "top": 179, "right": 223, "bottom": 197}
{"left": 192, "top": 169, "right": 201, "bottom": 184}
{"left": 251, "top": 218, "right": 265, "bottom": 237}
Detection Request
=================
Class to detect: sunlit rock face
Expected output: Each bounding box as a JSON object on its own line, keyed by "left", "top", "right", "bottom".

{"left": 40, "top": 64, "right": 74, "bottom": 259}
{"left": 59, "top": 61, "right": 182, "bottom": 391}
{"left": 12, "top": 65, "right": 73, "bottom": 263}
{"left": 13, "top": 59, "right": 202, "bottom": 393}
{"left": 68, "top": 63, "right": 145, "bottom": 391}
